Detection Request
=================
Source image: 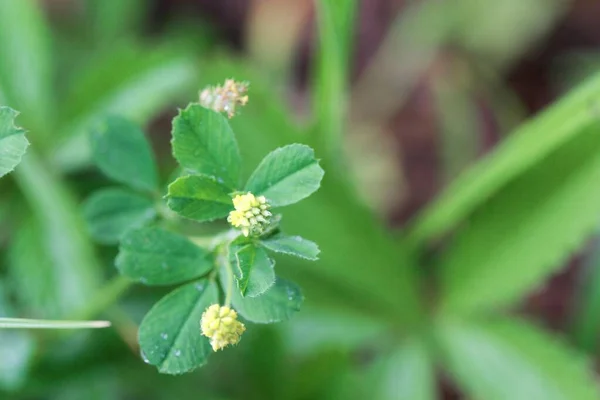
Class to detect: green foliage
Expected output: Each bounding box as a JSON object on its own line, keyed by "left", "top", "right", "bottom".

{"left": 436, "top": 317, "right": 599, "bottom": 400}
{"left": 116, "top": 228, "right": 213, "bottom": 286}
{"left": 83, "top": 188, "right": 156, "bottom": 244}
{"left": 138, "top": 280, "right": 218, "bottom": 374}
{"left": 81, "top": 87, "right": 324, "bottom": 374}
{"left": 234, "top": 244, "right": 276, "bottom": 297}
{"left": 260, "top": 233, "right": 320, "bottom": 260}
{"left": 90, "top": 116, "right": 158, "bottom": 193}
{"left": 166, "top": 175, "right": 232, "bottom": 221}
{"left": 172, "top": 105, "right": 241, "bottom": 188}
{"left": 231, "top": 278, "right": 304, "bottom": 324}
{"left": 245, "top": 144, "right": 325, "bottom": 207}
{"left": 0, "top": 107, "right": 28, "bottom": 178}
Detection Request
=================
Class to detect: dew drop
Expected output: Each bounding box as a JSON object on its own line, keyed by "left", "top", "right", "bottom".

{"left": 140, "top": 277, "right": 148, "bottom": 284}
{"left": 174, "top": 349, "right": 181, "bottom": 357}
{"left": 161, "top": 333, "right": 168, "bottom": 340}
{"left": 195, "top": 283, "right": 205, "bottom": 291}
{"left": 141, "top": 350, "right": 150, "bottom": 364}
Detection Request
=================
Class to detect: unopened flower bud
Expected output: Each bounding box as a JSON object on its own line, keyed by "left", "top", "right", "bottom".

{"left": 227, "top": 192, "right": 272, "bottom": 237}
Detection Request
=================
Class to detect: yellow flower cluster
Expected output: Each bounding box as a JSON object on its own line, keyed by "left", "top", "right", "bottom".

{"left": 200, "top": 304, "right": 246, "bottom": 351}
{"left": 199, "top": 78, "right": 249, "bottom": 118}
{"left": 227, "top": 192, "right": 272, "bottom": 237}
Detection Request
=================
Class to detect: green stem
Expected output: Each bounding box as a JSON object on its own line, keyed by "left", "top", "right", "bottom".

{"left": 223, "top": 244, "right": 234, "bottom": 306}
{"left": 0, "top": 318, "right": 110, "bottom": 329}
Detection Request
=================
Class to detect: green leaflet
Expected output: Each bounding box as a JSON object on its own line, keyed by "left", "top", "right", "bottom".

{"left": 232, "top": 278, "right": 303, "bottom": 324}
{"left": 440, "top": 121, "right": 600, "bottom": 315}
{"left": 0, "top": 107, "right": 28, "bottom": 178}
{"left": 437, "top": 317, "right": 599, "bottom": 400}
{"left": 260, "top": 233, "right": 320, "bottom": 260}
{"left": 82, "top": 187, "right": 156, "bottom": 244}
{"left": 116, "top": 227, "right": 213, "bottom": 286}
{"left": 245, "top": 144, "right": 324, "bottom": 207}
{"left": 90, "top": 116, "right": 158, "bottom": 193}
{"left": 166, "top": 174, "right": 233, "bottom": 222}
{"left": 138, "top": 280, "right": 218, "bottom": 375}
{"left": 171, "top": 105, "right": 241, "bottom": 188}
{"left": 234, "top": 244, "right": 276, "bottom": 297}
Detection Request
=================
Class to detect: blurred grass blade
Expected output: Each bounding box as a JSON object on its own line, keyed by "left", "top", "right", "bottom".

{"left": 436, "top": 317, "right": 599, "bottom": 400}
{"left": 85, "top": 0, "right": 147, "bottom": 44}
{"left": 313, "top": 0, "right": 357, "bottom": 162}
{"left": 408, "top": 70, "right": 600, "bottom": 247}
{"left": 0, "top": 0, "right": 54, "bottom": 134}
{"left": 570, "top": 234, "right": 600, "bottom": 353}
{"left": 0, "top": 318, "right": 110, "bottom": 329}
{"left": 439, "top": 119, "right": 600, "bottom": 315}
{"left": 54, "top": 45, "right": 198, "bottom": 171}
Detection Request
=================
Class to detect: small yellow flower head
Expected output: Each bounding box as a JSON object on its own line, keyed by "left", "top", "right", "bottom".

{"left": 199, "top": 78, "right": 249, "bottom": 118}
{"left": 227, "top": 192, "right": 272, "bottom": 237}
{"left": 200, "top": 304, "right": 246, "bottom": 351}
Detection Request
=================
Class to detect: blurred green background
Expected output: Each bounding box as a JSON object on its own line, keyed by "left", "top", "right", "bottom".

{"left": 3, "top": 0, "right": 600, "bottom": 398}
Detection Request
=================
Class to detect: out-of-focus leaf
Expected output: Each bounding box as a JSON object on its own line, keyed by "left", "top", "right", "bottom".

{"left": 13, "top": 152, "right": 102, "bottom": 317}
{"left": 234, "top": 244, "right": 275, "bottom": 297}
{"left": 171, "top": 105, "right": 241, "bottom": 188}
{"left": 0, "top": 283, "right": 35, "bottom": 392}
{"left": 116, "top": 227, "right": 213, "bottom": 286}
{"left": 450, "top": 0, "right": 566, "bottom": 69}
{"left": 232, "top": 278, "right": 303, "bottom": 324}
{"left": 82, "top": 188, "right": 156, "bottom": 245}
{"left": 0, "top": 107, "right": 28, "bottom": 178}
{"left": 54, "top": 45, "right": 198, "bottom": 171}
{"left": 245, "top": 144, "right": 324, "bottom": 207}
{"left": 439, "top": 121, "right": 600, "bottom": 315}
{"left": 0, "top": 0, "right": 53, "bottom": 132}
{"left": 260, "top": 233, "right": 320, "bottom": 260}
{"left": 409, "top": 70, "right": 600, "bottom": 247}
{"left": 138, "top": 280, "right": 218, "bottom": 374}
{"left": 437, "top": 317, "right": 599, "bottom": 400}
{"left": 166, "top": 174, "right": 232, "bottom": 222}
{"left": 90, "top": 116, "right": 158, "bottom": 193}
{"left": 85, "top": 0, "right": 147, "bottom": 44}
{"left": 570, "top": 234, "right": 600, "bottom": 353}
{"left": 369, "top": 338, "right": 436, "bottom": 400}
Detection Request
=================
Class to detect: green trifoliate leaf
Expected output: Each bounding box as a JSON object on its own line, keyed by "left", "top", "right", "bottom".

{"left": 116, "top": 227, "right": 213, "bottom": 286}
{"left": 231, "top": 277, "right": 303, "bottom": 324}
{"left": 245, "top": 144, "right": 324, "bottom": 207}
{"left": 138, "top": 280, "right": 218, "bottom": 374}
{"left": 82, "top": 188, "right": 156, "bottom": 244}
{"left": 171, "top": 104, "right": 241, "bottom": 188}
{"left": 166, "top": 174, "right": 233, "bottom": 222}
{"left": 0, "top": 107, "right": 28, "bottom": 178}
{"left": 90, "top": 116, "right": 158, "bottom": 192}
{"left": 234, "top": 244, "right": 276, "bottom": 297}
{"left": 260, "top": 233, "right": 320, "bottom": 260}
